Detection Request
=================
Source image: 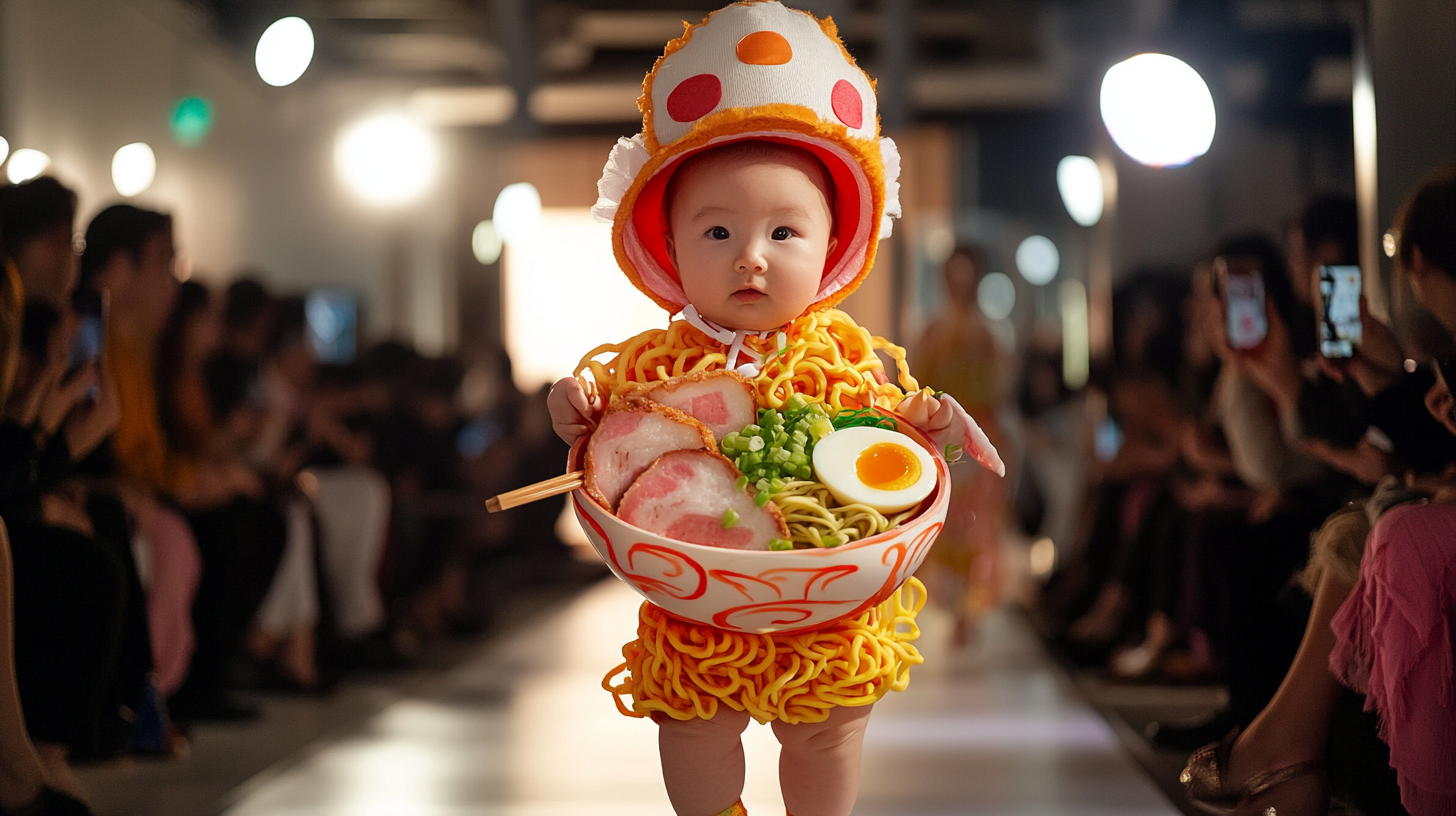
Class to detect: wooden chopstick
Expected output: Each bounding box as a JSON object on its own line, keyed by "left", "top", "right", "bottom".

{"left": 486, "top": 470, "right": 585, "bottom": 513}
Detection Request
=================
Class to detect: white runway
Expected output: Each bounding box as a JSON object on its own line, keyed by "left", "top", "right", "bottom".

{"left": 222, "top": 579, "right": 1180, "bottom": 816}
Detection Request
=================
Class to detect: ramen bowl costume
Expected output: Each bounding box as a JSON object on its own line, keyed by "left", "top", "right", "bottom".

{"left": 560, "top": 1, "right": 1003, "bottom": 812}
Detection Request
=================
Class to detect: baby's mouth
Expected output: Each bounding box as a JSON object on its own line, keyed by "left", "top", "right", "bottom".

{"left": 732, "top": 288, "right": 766, "bottom": 303}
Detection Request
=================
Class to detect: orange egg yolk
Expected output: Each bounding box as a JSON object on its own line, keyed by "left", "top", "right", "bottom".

{"left": 855, "top": 443, "right": 921, "bottom": 491}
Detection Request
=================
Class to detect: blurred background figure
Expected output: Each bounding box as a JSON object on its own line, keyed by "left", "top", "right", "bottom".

{"left": 913, "top": 244, "right": 1009, "bottom": 645}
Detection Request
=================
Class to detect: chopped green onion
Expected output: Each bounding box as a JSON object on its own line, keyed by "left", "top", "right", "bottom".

{"left": 754, "top": 489, "right": 772, "bottom": 508}
{"left": 769, "top": 537, "right": 793, "bottom": 551}
{"left": 735, "top": 474, "right": 749, "bottom": 491}
{"left": 721, "top": 508, "right": 740, "bottom": 529}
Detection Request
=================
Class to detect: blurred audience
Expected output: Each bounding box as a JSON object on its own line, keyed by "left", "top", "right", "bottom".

{"left": 1033, "top": 179, "right": 1456, "bottom": 815}
{"left": 0, "top": 172, "right": 593, "bottom": 815}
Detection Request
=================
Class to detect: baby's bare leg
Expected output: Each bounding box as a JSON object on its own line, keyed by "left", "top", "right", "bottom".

{"left": 657, "top": 708, "right": 752, "bottom": 816}
{"left": 771, "top": 705, "right": 873, "bottom": 816}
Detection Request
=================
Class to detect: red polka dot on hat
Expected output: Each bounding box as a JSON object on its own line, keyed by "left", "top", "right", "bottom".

{"left": 667, "top": 74, "right": 723, "bottom": 123}
{"left": 831, "top": 80, "right": 862, "bottom": 129}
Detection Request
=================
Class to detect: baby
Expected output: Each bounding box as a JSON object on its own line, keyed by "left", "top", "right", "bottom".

{"left": 545, "top": 4, "right": 1001, "bottom": 815}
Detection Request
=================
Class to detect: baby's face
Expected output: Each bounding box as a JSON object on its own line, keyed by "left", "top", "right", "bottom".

{"left": 667, "top": 154, "right": 836, "bottom": 331}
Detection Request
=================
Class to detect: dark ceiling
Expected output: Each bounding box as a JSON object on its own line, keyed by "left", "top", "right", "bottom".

{"left": 189, "top": 0, "right": 1357, "bottom": 129}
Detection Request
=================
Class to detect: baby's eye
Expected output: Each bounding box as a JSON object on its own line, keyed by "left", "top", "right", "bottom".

{"left": 708, "top": 226, "right": 730, "bottom": 240}
{"left": 771, "top": 227, "right": 792, "bottom": 241}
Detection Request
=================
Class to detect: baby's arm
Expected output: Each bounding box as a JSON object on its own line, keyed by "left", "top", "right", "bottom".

{"left": 547, "top": 377, "right": 603, "bottom": 446}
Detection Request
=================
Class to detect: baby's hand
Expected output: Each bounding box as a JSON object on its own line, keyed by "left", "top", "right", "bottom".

{"left": 548, "top": 377, "right": 603, "bottom": 446}
{"left": 896, "top": 390, "right": 1006, "bottom": 476}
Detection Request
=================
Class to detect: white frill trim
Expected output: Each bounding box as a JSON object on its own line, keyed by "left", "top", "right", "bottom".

{"left": 592, "top": 133, "right": 651, "bottom": 224}
{"left": 879, "top": 136, "right": 902, "bottom": 239}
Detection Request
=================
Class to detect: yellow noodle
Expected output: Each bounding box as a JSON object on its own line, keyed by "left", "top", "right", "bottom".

{"left": 574, "top": 309, "right": 919, "bottom": 413}
{"left": 604, "top": 577, "right": 926, "bottom": 724}
{"left": 772, "top": 480, "right": 922, "bottom": 549}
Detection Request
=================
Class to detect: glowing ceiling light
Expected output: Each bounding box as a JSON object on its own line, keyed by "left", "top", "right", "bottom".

{"left": 6, "top": 149, "right": 50, "bottom": 183}
{"left": 255, "top": 17, "right": 315, "bottom": 87}
{"left": 977, "top": 272, "right": 1015, "bottom": 321}
{"left": 0, "top": 136, "right": 9, "bottom": 167}
{"left": 1056, "top": 155, "right": 1104, "bottom": 227}
{"left": 1100, "top": 53, "right": 1216, "bottom": 168}
{"left": 472, "top": 220, "right": 502, "bottom": 264}
{"left": 1015, "top": 235, "right": 1060, "bottom": 285}
{"left": 335, "top": 115, "right": 438, "bottom": 206}
{"left": 112, "top": 142, "right": 157, "bottom": 197}
{"left": 493, "top": 183, "right": 541, "bottom": 245}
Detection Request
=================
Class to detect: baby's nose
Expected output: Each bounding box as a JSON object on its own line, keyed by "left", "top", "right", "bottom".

{"left": 735, "top": 246, "right": 767, "bottom": 273}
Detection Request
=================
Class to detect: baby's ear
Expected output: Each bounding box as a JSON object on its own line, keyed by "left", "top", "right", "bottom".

{"left": 827, "top": 235, "right": 838, "bottom": 256}
{"left": 665, "top": 231, "right": 677, "bottom": 265}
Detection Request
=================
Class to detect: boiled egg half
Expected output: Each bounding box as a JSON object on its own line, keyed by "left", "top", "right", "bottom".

{"left": 811, "top": 426, "right": 938, "bottom": 513}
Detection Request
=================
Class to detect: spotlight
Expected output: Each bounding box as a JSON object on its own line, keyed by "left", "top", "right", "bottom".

{"left": 335, "top": 115, "right": 438, "bottom": 206}
{"left": 1056, "top": 156, "right": 1104, "bottom": 227}
{"left": 472, "top": 220, "right": 503, "bottom": 264}
{"left": 1015, "top": 235, "right": 1059, "bottom": 285}
{"left": 977, "top": 272, "right": 1015, "bottom": 321}
{"left": 1100, "top": 54, "right": 1216, "bottom": 168}
{"left": 6, "top": 149, "right": 50, "bottom": 183}
{"left": 493, "top": 183, "right": 542, "bottom": 245}
{"left": 112, "top": 143, "right": 156, "bottom": 197}
{"left": 255, "top": 17, "right": 315, "bottom": 87}
{"left": 0, "top": 136, "right": 9, "bottom": 166}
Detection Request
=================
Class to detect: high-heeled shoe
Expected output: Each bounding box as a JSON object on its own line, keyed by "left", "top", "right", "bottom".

{"left": 1181, "top": 727, "right": 1325, "bottom": 814}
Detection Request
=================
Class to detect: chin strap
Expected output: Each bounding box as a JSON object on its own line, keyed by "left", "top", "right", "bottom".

{"left": 680, "top": 304, "right": 787, "bottom": 378}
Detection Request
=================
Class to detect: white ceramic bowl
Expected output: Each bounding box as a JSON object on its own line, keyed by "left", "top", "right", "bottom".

{"left": 570, "top": 422, "right": 949, "bottom": 634}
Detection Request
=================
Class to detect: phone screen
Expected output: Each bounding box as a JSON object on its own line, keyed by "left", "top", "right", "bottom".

{"left": 69, "top": 315, "right": 103, "bottom": 372}
{"left": 1319, "top": 265, "right": 1362, "bottom": 359}
{"left": 1225, "top": 270, "right": 1268, "bottom": 350}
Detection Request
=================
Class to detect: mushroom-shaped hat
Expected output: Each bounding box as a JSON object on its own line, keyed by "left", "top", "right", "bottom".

{"left": 593, "top": 0, "right": 901, "bottom": 316}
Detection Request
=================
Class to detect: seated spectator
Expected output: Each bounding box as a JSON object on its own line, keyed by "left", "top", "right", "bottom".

{"left": 1183, "top": 165, "right": 1456, "bottom": 816}
{"left": 79, "top": 205, "right": 282, "bottom": 723}
{"left": 0, "top": 244, "right": 92, "bottom": 816}
{"left": 2, "top": 182, "right": 156, "bottom": 773}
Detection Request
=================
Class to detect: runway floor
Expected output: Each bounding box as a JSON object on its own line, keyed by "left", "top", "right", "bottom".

{"left": 213, "top": 579, "right": 1181, "bottom": 816}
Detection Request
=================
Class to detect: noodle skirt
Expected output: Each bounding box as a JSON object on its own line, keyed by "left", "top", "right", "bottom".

{"left": 604, "top": 578, "right": 926, "bottom": 724}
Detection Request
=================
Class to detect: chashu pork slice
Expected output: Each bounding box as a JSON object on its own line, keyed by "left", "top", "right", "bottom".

{"left": 617, "top": 450, "right": 788, "bottom": 551}
{"left": 585, "top": 400, "right": 716, "bottom": 511}
{"left": 626, "top": 370, "right": 758, "bottom": 442}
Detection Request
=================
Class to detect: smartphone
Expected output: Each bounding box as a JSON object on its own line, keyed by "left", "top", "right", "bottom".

{"left": 68, "top": 289, "right": 107, "bottom": 400}
{"left": 68, "top": 314, "right": 103, "bottom": 372}
{"left": 1224, "top": 268, "right": 1268, "bottom": 350}
{"left": 1318, "top": 265, "right": 1362, "bottom": 359}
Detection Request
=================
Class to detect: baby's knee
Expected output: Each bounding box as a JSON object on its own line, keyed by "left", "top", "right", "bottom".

{"left": 772, "top": 706, "right": 872, "bottom": 752}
